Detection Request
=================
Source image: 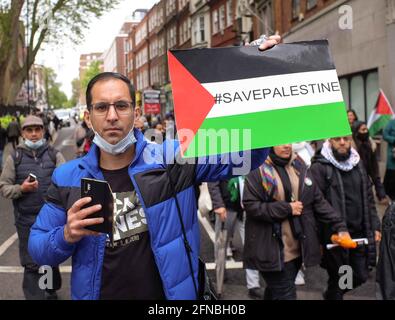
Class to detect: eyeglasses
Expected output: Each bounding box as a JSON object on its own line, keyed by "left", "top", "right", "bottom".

{"left": 90, "top": 100, "right": 133, "bottom": 116}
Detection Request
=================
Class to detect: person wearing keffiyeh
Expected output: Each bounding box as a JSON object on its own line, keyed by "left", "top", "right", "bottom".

{"left": 310, "top": 136, "right": 382, "bottom": 300}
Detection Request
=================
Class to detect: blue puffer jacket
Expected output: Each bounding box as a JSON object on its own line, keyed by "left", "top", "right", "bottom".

{"left": 28, "top": 129, "right": 268, "bottom": 299}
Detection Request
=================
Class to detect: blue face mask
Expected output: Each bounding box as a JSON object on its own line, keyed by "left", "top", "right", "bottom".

{"left": 92, "top": 128, "right": 136, "bottom": 155}
{"left": 25, "top": 139, "right": 45, "bottom": 150}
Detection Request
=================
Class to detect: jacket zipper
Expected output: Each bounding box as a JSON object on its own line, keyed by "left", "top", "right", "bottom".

{"left": 129, "top": 171, "right": 169, "bottom": 299}
{"left": 90, "top": 238, "right": 99, "bottom": 299}
{"left": 299, "top": 167, "right": 307, "bottom": 270}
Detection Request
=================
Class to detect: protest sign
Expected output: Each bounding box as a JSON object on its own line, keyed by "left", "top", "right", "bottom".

{"left": 168, "top": 40, "right": 350, "bottom": 157}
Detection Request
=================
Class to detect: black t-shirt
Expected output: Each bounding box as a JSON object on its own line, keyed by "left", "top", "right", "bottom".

{"left": 340, "top": 168, "right": 364, "bottom": 237}
{"left": 99, "top": 166, "right": 165, "bottom": 300}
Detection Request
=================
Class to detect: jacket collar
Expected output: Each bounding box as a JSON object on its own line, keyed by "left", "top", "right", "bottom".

{"left": 79, "top": 128, "right": 147, "bottom": 179}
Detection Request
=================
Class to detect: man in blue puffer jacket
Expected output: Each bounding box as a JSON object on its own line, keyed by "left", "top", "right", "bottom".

{"left": 28, "top": 37, "right": 280, "bottom": 300}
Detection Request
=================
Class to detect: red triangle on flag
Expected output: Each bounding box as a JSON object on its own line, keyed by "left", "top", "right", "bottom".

{"left": 167, "top": 51, "right": 215, "bottom": 155}
{"left": 376, "top": 89, "right": 394, "bottom": 115}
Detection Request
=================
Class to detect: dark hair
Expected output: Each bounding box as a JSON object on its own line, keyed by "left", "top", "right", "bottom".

{"left": 352, "top": 121, "right": 367, "bottom": 136}
{"left": 86, "top": 72, "right": 135, "bottom": 109}
{"left": 347, "top": 109, "right": 358, "bottom": 121}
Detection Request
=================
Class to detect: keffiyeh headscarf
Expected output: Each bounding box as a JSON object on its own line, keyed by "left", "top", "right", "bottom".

{"left": 321, "top": 140, "right": 360, "bottom": 172}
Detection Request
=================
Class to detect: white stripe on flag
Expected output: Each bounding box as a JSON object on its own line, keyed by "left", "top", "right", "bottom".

{"left": 367, "top": 112, "right": 380, "bottom": 129}
{"left": 202, "top": 69, "right": 344, "bottom": 119}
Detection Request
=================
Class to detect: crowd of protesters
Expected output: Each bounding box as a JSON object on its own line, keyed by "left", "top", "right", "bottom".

{"left": 68, "top": 100, "right": 393, "bottom": 301}
{"left": 3, "top": 100, "right": 395, "bottom": 300}
{"left": 1, "top": 65, "right": 395, "bottom": 300}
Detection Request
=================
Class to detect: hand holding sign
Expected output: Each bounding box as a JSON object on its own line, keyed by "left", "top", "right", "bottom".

{"left": 247, "top": 35, "right": 282, "bottom": 51}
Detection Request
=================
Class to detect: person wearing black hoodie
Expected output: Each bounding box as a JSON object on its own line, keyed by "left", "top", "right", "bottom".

{"left": 310, "top": 137, "right": 381, "bottom": 300}
{"left": 352, "top": 121, "right": 386, "bottom": 201}
{"left": 242, "top": 145, "right": 349, "bottom": 300}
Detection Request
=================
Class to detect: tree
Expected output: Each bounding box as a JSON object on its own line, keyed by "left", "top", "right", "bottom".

{"left": 44, "top": 66, "right": 67, "bottom": 109}
{"left": 48, "top": 84, "right": 67, "bottom": 108}
{"left": 0, "top": 0, "right": 119, "bottom": 106}
{"left": 64, "top": 77, "right": 80, "bottom": 108}
{"left": 81, "top": 60, "right": 101, "bottom": 94}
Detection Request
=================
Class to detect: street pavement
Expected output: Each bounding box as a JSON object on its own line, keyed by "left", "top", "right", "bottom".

{"left": 0, "top": 125, "right": 384, "bottom": 300}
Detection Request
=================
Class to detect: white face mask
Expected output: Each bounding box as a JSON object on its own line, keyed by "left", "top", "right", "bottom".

{"left": 92, "top": 128, "right": 136, "bottom": 155}
{"left": 25, "top": 139, "right": 45, "bottom": 150}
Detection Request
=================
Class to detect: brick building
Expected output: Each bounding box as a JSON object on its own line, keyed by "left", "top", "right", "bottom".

{"left": 209, "top": 0, "right": 238, "bottom": 47}
{"left": 178, "top": 0, "right": 192, "bottom": 49}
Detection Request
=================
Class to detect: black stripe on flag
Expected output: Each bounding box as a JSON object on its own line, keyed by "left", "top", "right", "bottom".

{"left": 169, "top": 40, "right": 335, "bottom": 84}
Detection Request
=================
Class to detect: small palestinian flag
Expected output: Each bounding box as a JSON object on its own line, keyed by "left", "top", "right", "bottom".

{"left": 367, "top": 90, "right": 394, "bottom": 136}
{"left": 168, "top": 40, "right": 350, "bottom": 158}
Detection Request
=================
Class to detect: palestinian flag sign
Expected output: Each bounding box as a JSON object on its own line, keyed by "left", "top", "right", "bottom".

{"left": 168, "top": 40, "right": 350, "bottom": 158}
{"left": 367, "top": 90, "right": 394, "bottom": 136}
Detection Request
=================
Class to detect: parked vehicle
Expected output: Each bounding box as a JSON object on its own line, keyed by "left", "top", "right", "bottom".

{"left": 54, "top": 109, "right": 71, "bottom": 128}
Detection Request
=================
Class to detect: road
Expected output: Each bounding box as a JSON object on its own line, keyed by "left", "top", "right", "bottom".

{"left": 0, "top": 124, "right": 380, "bottom": 300}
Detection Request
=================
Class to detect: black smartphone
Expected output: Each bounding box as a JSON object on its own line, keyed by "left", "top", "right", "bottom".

{"left": 80, "top": 178, "right": 114, "bottom": 235}
{"left": 28, "top": 173, "right": 37, "bottom": 182}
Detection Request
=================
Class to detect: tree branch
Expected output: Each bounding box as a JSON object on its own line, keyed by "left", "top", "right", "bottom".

{"left": 29, "top": 0, "right": 40, "bottom": 50}
{"left": 29, "top": 0, "right": 69, "bottom": 69}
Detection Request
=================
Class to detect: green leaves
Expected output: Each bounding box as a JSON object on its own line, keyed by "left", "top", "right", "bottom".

{"left": 0, "top": 0, "right": 120, "bottom": 105}
{"left": 81, "top": 60, "right": 102, "bottom": 93}
{"left": 44, "top": 66, "right": 68, "bottom": 108}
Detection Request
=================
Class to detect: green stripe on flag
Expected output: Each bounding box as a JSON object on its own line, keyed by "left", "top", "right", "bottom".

{"left": 183, "top": 102, "right": 350, "bottom": 158}
{"left": 369, "top": 114, "right": 392, "bottom": 137}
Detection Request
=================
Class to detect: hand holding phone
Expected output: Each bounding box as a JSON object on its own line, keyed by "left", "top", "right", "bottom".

{"left": 64, "top": 197, "right": 105, "bottom": 244}
{"left": 21, "top": 174, "right": 38, "bottom": 193}
{"left": 80, "top": 178, "right": 114, "bottom": 235}
{"left": 28, "top": 173, "right": 37, "bottom": 182}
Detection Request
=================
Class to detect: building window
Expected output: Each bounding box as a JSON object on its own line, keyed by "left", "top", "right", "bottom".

{"left": 226, "top": 0, "right": 233, "bottom": 27}
{"left": 307, "top": 0, "right": 318, "bottom": 10}
{"left": 180, "top": 23, "right": 184, "bottom": 44}
{"left": 292, "top": 0, "right": 301, "bottom": 20}
{"left": 187, "top": 17, "right": 191, "bottom": 40}
{"left": 166, "top": 0, "right": 176, "bottom": 16}
{"left": 178, "top": 0, "right": 187, "bottom": 11}
{"left": 167, "top": 25, "right": 177, "bottom": 48}
{"left": 212, "top": 10, "right": 219, "bottom": 34}
{"left": 258, "top": 1, "right": 273, "bottom": 36}
{"left": 199, "top": 16, "right": 205, "bottom": 42}
{"left": 219, "top": 5, "right": 225, "bottom": 31}
{"left": 339, "top": 69, "right": 379, "bottom": 121}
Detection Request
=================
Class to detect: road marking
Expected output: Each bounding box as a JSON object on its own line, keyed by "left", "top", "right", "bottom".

{"left": 0, "top": 266, "right": 72, "bottom": 273}
{"left": 0, "top": 263, "right": 245, "bottom": 273}
{"left": 0, "top": 233, "right": 18, "bottom": 257}
{"left": 62, "top": 139, "right": 75, "bottom": 147}
{"left": 206, "top": 261, "right": 243, "bottom": 270}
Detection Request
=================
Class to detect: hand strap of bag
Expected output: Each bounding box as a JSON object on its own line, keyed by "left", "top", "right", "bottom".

{"left": 165, "top": 164, "right": 199, "bottom": 299}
